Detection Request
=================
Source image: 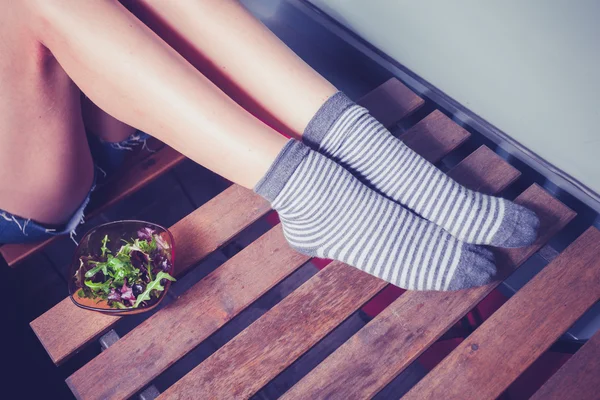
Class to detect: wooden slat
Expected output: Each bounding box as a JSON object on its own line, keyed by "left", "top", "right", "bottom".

{"left": 358, "top": 78, "right": 424, "bottom": 128}
{"left": 397, "top": 110, "right": 469, "bottom": 164}
{"left": 157, "top": 145, "right": 519, "bottom": 399}
{"left": 66, "top": 225, "right": 310, "bottom": 400}
{"left": 160, "top": 261, "right": 387, "bottom": 400}
{"left": 448, "top": 146, "right": 519, "bottom": 192}
{"left": 1, "top": 145, "right": 185, "bottom": 267}
{"left": 399, "top": 110, "right": 469, "bottom": 163}
{"left": 531, "top": 330, "right": 600, "bottom": 400}
{"left": 282, "top": 184, "right": 575, "bottom": 400}
{"left": 88, "top": 147, "right": 185, "bottom": 214}
{"left": 405, "top": 226, "right": 600, "bottom": 400}
{"left": 445, "top": 144, "right": 518, "bottom": 193}
{"left": 30, "top": 185, "right": 270, "bottom": 365}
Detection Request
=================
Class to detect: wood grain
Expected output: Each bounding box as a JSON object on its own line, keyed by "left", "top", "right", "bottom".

{"left": 282, "top": 184, "right": 575, "bottom": 400}
{"left": 66, "top": 225, "right": 310, "bottom": 400}
{"left": 159, "top": 261, "right": 388, "bottom": 400}
{"left": 358, "top": 78, "right": 424, "bottom": 128}
{"left": 1, "top": 145, "right": 185, "bottom": 267}
{"left": 30, "top": 185, "right": 270, "bottom": 365}
{"left": 158, "top": 145, "right": 519, "bottom": 399}
{"left": 448, "top": 145, "right": 519, "bottom": 192}
{"left": 399, "top": 110, "right": 470, "bottom": 163}
{"left": 530, "top": 329, "right": 600, "bottom": 400}
{"left": 405, "top": 226, "right": 600, "bottom": 400}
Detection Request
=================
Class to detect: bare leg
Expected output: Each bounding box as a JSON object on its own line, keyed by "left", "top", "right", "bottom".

{"left": 125, "top": 0, "right": 337, "bottom": 138}
{"left": 82, "top": 97, "right": 137, "bottom": 143}
{"left": 80, "top": 0, "right": 338, "bottom": 145}
{"left": 0, "top": 1, "right": 93, "bottom": 225}
{"left": 28, "top": 0, "right": 287, "bottom": 189}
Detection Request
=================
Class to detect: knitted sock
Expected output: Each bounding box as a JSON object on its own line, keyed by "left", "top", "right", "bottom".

{"left": 303, "top": 92, "right": 539, "bottom": 248}
{"left": 255, "top": 140, "right": 496, "bottom": 291}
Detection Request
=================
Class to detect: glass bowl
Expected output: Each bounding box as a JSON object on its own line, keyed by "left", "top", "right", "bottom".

{"left": 68, "top": 220, "right": 175, "bottom": 316}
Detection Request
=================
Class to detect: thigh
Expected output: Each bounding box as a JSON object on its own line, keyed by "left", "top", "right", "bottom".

{"left": 120, "top": 0, "right": 335, "bottom": 138}
{"left": 0, "top": 1, "right": 94, "bottom": 227}
{"left": 119, "top": 0, "right": 296, "bottom": 137}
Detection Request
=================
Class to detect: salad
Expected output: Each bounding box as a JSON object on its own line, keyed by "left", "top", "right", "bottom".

{"left": 73, "top": 227, "right": 176, "bottom": 310}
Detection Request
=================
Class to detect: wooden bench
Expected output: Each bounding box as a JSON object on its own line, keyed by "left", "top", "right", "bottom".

{"left": 30, "top": 78, "right": 599, "bottom": 399}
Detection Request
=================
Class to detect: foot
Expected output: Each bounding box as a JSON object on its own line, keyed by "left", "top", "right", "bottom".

{"left": 303, "top": 92, "right": 539, "bottom": 248}
{"left": 255, "top": 140, "right": 497, "bottom": 291}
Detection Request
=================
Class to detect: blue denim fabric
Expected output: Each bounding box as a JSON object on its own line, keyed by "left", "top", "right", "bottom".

{"left": 88, "top": 130, "right": 152, "bottom": 184}
{"left": 0, "top": 131, "right": 152, "bottom": 244}
{"left": 0, "top": 178, "right": 95, "bottom": 244}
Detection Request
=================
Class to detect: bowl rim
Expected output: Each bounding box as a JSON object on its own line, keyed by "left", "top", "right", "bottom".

{"left": 68, "top": 219, "right": 176, "bottom": 315}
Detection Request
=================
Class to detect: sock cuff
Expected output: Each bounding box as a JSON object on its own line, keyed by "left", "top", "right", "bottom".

{"left": 303, "top": 91, "right": 355, "bottom": 150}
{"left": 254, "top": 139, "right": 310, "bottom": 203}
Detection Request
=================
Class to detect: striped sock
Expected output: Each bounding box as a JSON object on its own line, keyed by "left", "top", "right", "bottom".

{"left": 255, "top": 140, "right": 496, "bottom": 291}
{"left": 303, "top": 92, "right": 539, "bottom": 248}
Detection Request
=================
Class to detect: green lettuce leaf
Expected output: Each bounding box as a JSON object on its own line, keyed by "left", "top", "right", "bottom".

{"left": 101, "top": 234, "right": 111, "bottom": 257}
{"left": 84, "top": 279, "right": 112, "bottom": 294}
{"left": 133, "top": 271, "right": 176, "bottom": 308}
{"left": 84, "top": 262, "right": 108, "bottom": 279}
{"left": 113, "top": 302, "right": 130, "bottom": 309}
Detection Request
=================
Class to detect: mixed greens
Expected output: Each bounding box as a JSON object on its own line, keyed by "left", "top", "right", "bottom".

{"left": 74, "top": 227, "right": 175, "bottom": 310}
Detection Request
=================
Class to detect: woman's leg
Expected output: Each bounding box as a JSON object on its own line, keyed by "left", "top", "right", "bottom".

{"left": 81, "top": 0, "right": 337, "bottom": 145}
{"left": 123, "top": 1, "right": 537, "bottom": 248}
{"left": 80, "top": 0, "right": 337, "bottom": 156}
{"left": 123, "top": 0, "right": 337, "bottom": 139}
{"left": 28, "top": 0, "right": 286, "bottom": 189}
{"left": 24, "top": 0, "right": 497, "bottom": 290}
{"left": 0, "top": 1, "right": 93, "bottom": 227}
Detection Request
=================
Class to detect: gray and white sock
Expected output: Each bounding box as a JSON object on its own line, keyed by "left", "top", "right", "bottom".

{"left": 303, "top": 92, "right": 539, "bottom": 248}
{"left": 255, "top": 140, "right": 496, "bottom": 291}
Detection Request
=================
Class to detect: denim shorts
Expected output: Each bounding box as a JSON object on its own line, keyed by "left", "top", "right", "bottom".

{"left": 0, "top": 131, "right": 151, "bottom": 245}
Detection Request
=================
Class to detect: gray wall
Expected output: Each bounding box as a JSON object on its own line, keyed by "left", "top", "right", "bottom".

{"left": 308, "top": 0, "right": 600, "bottom": 195}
